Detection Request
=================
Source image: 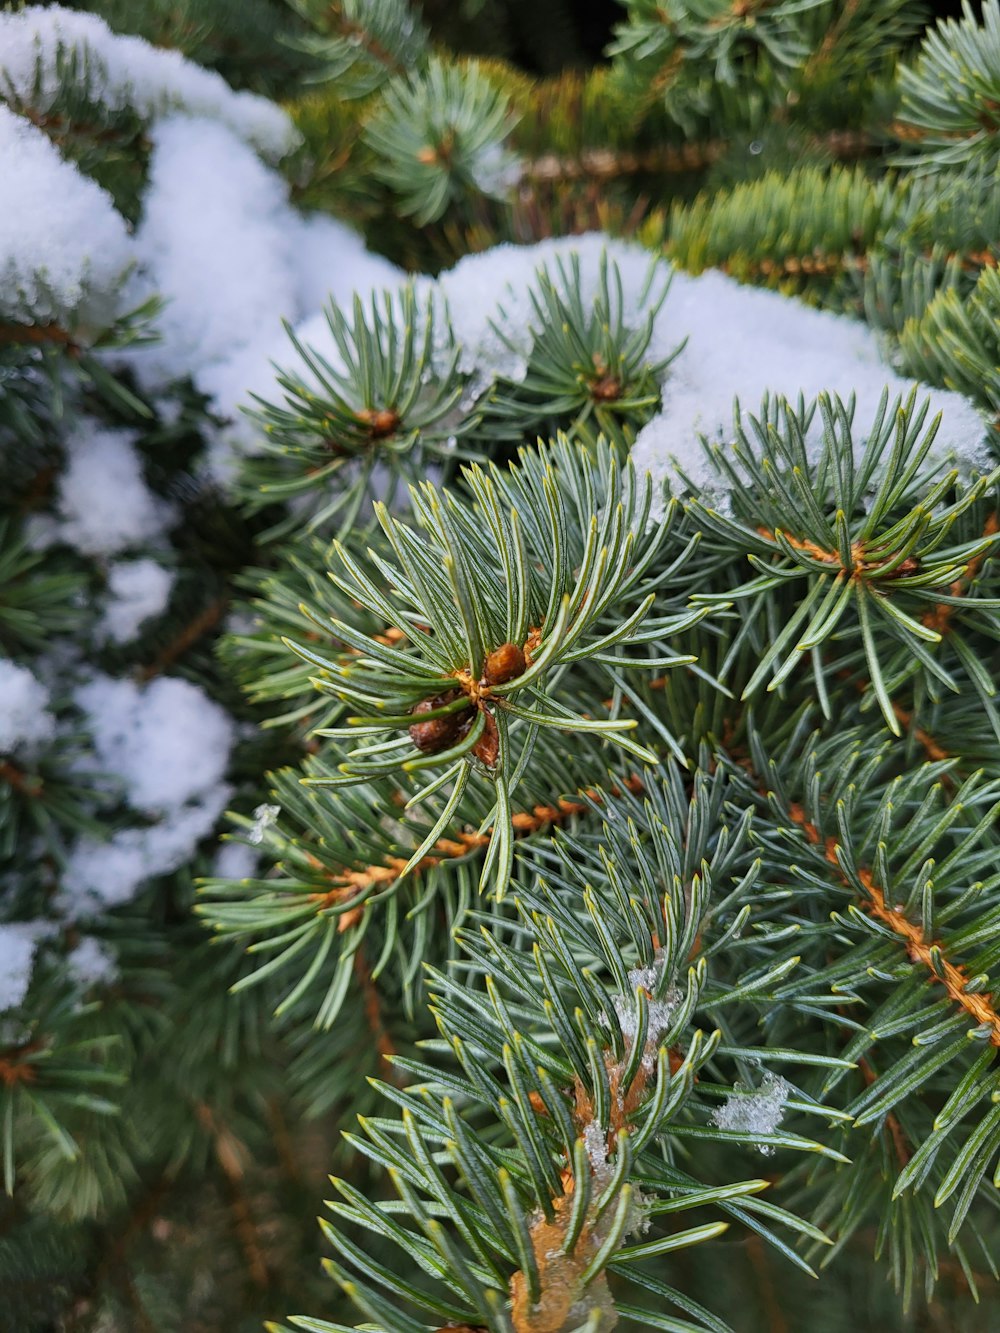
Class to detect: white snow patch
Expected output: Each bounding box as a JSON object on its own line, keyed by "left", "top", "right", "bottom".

{"left": 121, "top": 116, "right": 404, "bottom": 474}
{"left": 0, "top": 6, "right": 296, "bottom": 158}
{"left": 99, "top": 558, "right": 175, "bottom": 643}
{"left": 127, "top": 116, "right": 299, "bottom": 389}
{"left": 51, "top": 424, "right": 174, "bottom": 556}
{"left": 75, "top": 674, "right": 233, "bottom": 814}
{"left": 0, "top": 104, "right": 132, "bottom": 324}
{"left": 609, "top": 952, "right": 681, "bottom": 1068}
{"left": 435, "top": 234, "right": 656, "bottom": 396}
{"left": 67, "top": 935, "right": 117, "bottom": 986}
{"left": 0, "top": 661, "right": 55, "bottom": 753}
{"left": 711, "top": 1072, "right": 791, "bottom": 1155}
{"left": 430, "top": 236, "right": 988, "bottom": 515}
{"left": 61, "top": 674, "right": 235, "bottom": 911}
{"left": 630, "top": 267, "right": 989, "bottom": 517}
{"left": 212, "top": 841, "right": 259, "bottom": 881}
{"left": 583, "top": 1120, "right": 610, "bottom": 1172}
{"left": 0, "top": 921, "right": 50, "bottom": 1010}
{"left": 289, "top": 212, "right": 402, "bottom": 319}
{"left": 63, "top": 789, "right": 231, "bottom": 910}
{"left": 63, "top": 671, "right": 237, "bottom": 911}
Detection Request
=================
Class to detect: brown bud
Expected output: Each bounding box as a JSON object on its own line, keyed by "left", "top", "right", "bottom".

{"left": 885, "top": 556, "right": 920, "bottom": 580}
{"left": 408, "top": 691, "right": 473, "bottom": 754}
{"left": 472, "top": 710, "right": 499, "bottom": 768}
{"left": 355, "top": 407, "right": 400, "bottom": 439}
{"left": 482, "top": 641, "right": 525, "bottom": 687}
{"left": 590, "top": 374, "right": 622, "bottom": 402}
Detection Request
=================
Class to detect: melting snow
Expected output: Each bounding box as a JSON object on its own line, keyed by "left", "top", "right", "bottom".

{"left": 711, "top": 1072, "right": 791, "bottom": 1155}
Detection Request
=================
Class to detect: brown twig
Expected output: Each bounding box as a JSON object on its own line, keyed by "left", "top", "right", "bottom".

{"left": 353, "top": 946, "right": 398, "bottom": 1074}
{"left": 922, "top": 511, "right": 999, "bottom": 635}
{"left": 135, "top": 596, "right": 227, "bottom": 682}
{"left": 195, "top": 1102, "right": 270, "bottom": 1289}
{"left": 890, "top": 702, "right": 951, "bottom": 765}
{"left": 745, "top": 1233, "right": 790, "bottom": 1333}
{"left": 787, "top": 801, "right": 1000, "bottom": 1046}
{"left": 308, "top": 778, "right": 645, "bottom": 924}
{"left": 0, "top": 321, "right": 82, "bottom": 356}
{"left": 0, "top": 759, "right": 43, "bottom": 798}
{"left": 0, "top": 1039, "right": 43, "bottom": 1088}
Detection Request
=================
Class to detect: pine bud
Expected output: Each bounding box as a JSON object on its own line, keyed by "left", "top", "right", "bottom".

{"left": 355, "top": 407, "right": 400, "bottom": 439}
{"left": 472, "top": 710, "right": 499, "bottom": 767}
{"left": 483, "top": 641, "right": 525, "bottom": 686}
{"left": 408, "top": 691, "right": 473, "bottom": 754}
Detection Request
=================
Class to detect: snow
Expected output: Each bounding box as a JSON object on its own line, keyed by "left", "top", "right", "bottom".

{"left": 100, "top": 559, "right": 175, "bottom": 643}
{"left": 63, "top": 792, "right": 232, "bottom": 911}
{"left": 249, "top": 803, "right": 280, "bottom": 845}
{"left": 0, "top": 921, "right": 50, "bottom": 1011}
{"left": 0, "top": 6, "right": 296, "bottom": 159}
{"left": 288, "top": 212, "right": 401, "bottom": 319}
{"left": 51, "top": 424, "right": 174, "bottom": 556}
{"left": 59, "top": 675, "right": 235, "bottom": 911}
{"left": 128, "top": 116, "right": 300, "bottom": 389}
{"left": 583, "top": 1120, "right": 610, "bottom": 1172}
{"left": 122, "top": 115, "right": 403, "bottom": 471}
{"left": 74, "top": 675, "right": 233, "bottom": 814}
{"left": 608, "top": 951, "right": 681, "bottom": 1070}
{"left": 67, "top": 935, "right": 117, "bottom": 986}
{"left": 435, "top": 234, "right": 655, "bottom": 393}
{"left": 430, "top": 236, "right": 988, "bottom": 517}
{"left": 631, "top": 267, "right": 989, "bottom": 514}
{"left": 212, "top": 841, "right": 259, "bottom": 880}
{"left": 0, "top": 104, "right": 132, "bottom": 325}
{"left": 0, "top": 661, "right": 56, "bottom": 753}
{"left": 711, "top": 1072, "right": 791, "bottom": 1155}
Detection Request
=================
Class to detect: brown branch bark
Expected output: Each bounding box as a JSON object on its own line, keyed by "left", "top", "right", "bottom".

{"left": 136, "top": 596, "right": 227, "bottom": 682}
{"left": 787, "top": 802, "right": 1000, "bottom": 1046}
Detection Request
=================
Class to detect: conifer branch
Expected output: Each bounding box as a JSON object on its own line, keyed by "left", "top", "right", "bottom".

{"left": 136, "top": 596, "right": 228, "bottom": 682}
{"left": 787, "top": 799, "right": 1000, "bottom": 1046}
{"left": 305, "top": 778, "right": 645, "bottom": 921}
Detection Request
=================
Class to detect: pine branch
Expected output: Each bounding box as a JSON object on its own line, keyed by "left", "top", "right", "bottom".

{"left": 784, "top": 798, "right": 1000, "bottom": 1046}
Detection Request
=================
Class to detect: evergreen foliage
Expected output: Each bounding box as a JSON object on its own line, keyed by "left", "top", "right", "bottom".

{"left": 4, "top": 1, "right": 1000, "bottom": 1330}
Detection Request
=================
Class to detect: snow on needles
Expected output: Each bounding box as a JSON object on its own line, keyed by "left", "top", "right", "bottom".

{"left": 128, "top": 117, "right": 299, "bottom": 390}
{"left": 430, "top": 235, "right": 988, "bottom": 514}
{"left": 124, "top": 115, "right": 401, "bottom": 472}
{"left": 63, "top": 676, "right": 235, "bottom": 911}
{"left": 711, "top": 1072, "right": 791, "bottom": 1155}
{"left": 0, "top": 921, "right": 51, "bottom": 1012}
{"left": 75, "top": 675, "right": 232, "bottom": 815}
{"left": 0, "top": 105, "right": 132, "bottom": 325}
{"left": 49, "top": 425, "right": 175, "bottom": 556}
{"left": 99, "top": 559, "right": 176, "bottom": 644}
{"left": 0, "top": 6, "right": 296, "bottom": 159}
{"left": 0, "top": 662, "right": 55, "bottom": 754}
{"left": 632, "top": 266, "right": 988, "bottom": 513}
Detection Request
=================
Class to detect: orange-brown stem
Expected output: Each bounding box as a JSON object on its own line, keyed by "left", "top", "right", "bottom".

{"left": 309, "top": 778, "right": 645, "bottom": 918}
{"left": 136, "top": 596, "right": 227, "bottom": 682}
{"left": 195, "top": 1102, "right": 269, "bottom": 1288}
{"left": 0, "top": 759, "right": 43, "bottom": 798}
{"left": 0, "top": 321, "right": 82, "bottom": 356}
{"left": 787, "top": 802, "right": 1000, "bottom": 1046}
{"left": 354, "top": 946, "right": 398, "bottom": 1075}
{"left": 858, "top": 1057, "right": 910, "bottom": 1166}
{"left": 922, "top": 511, "right": 999, "bottom": 635}
{"left": 0, "top": 1041, "right": 42, "bottom": 1088}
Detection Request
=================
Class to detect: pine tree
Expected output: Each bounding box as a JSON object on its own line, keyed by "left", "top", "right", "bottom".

{"left": 3, "top": 2, "right": 1000, "bottom": 1331}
